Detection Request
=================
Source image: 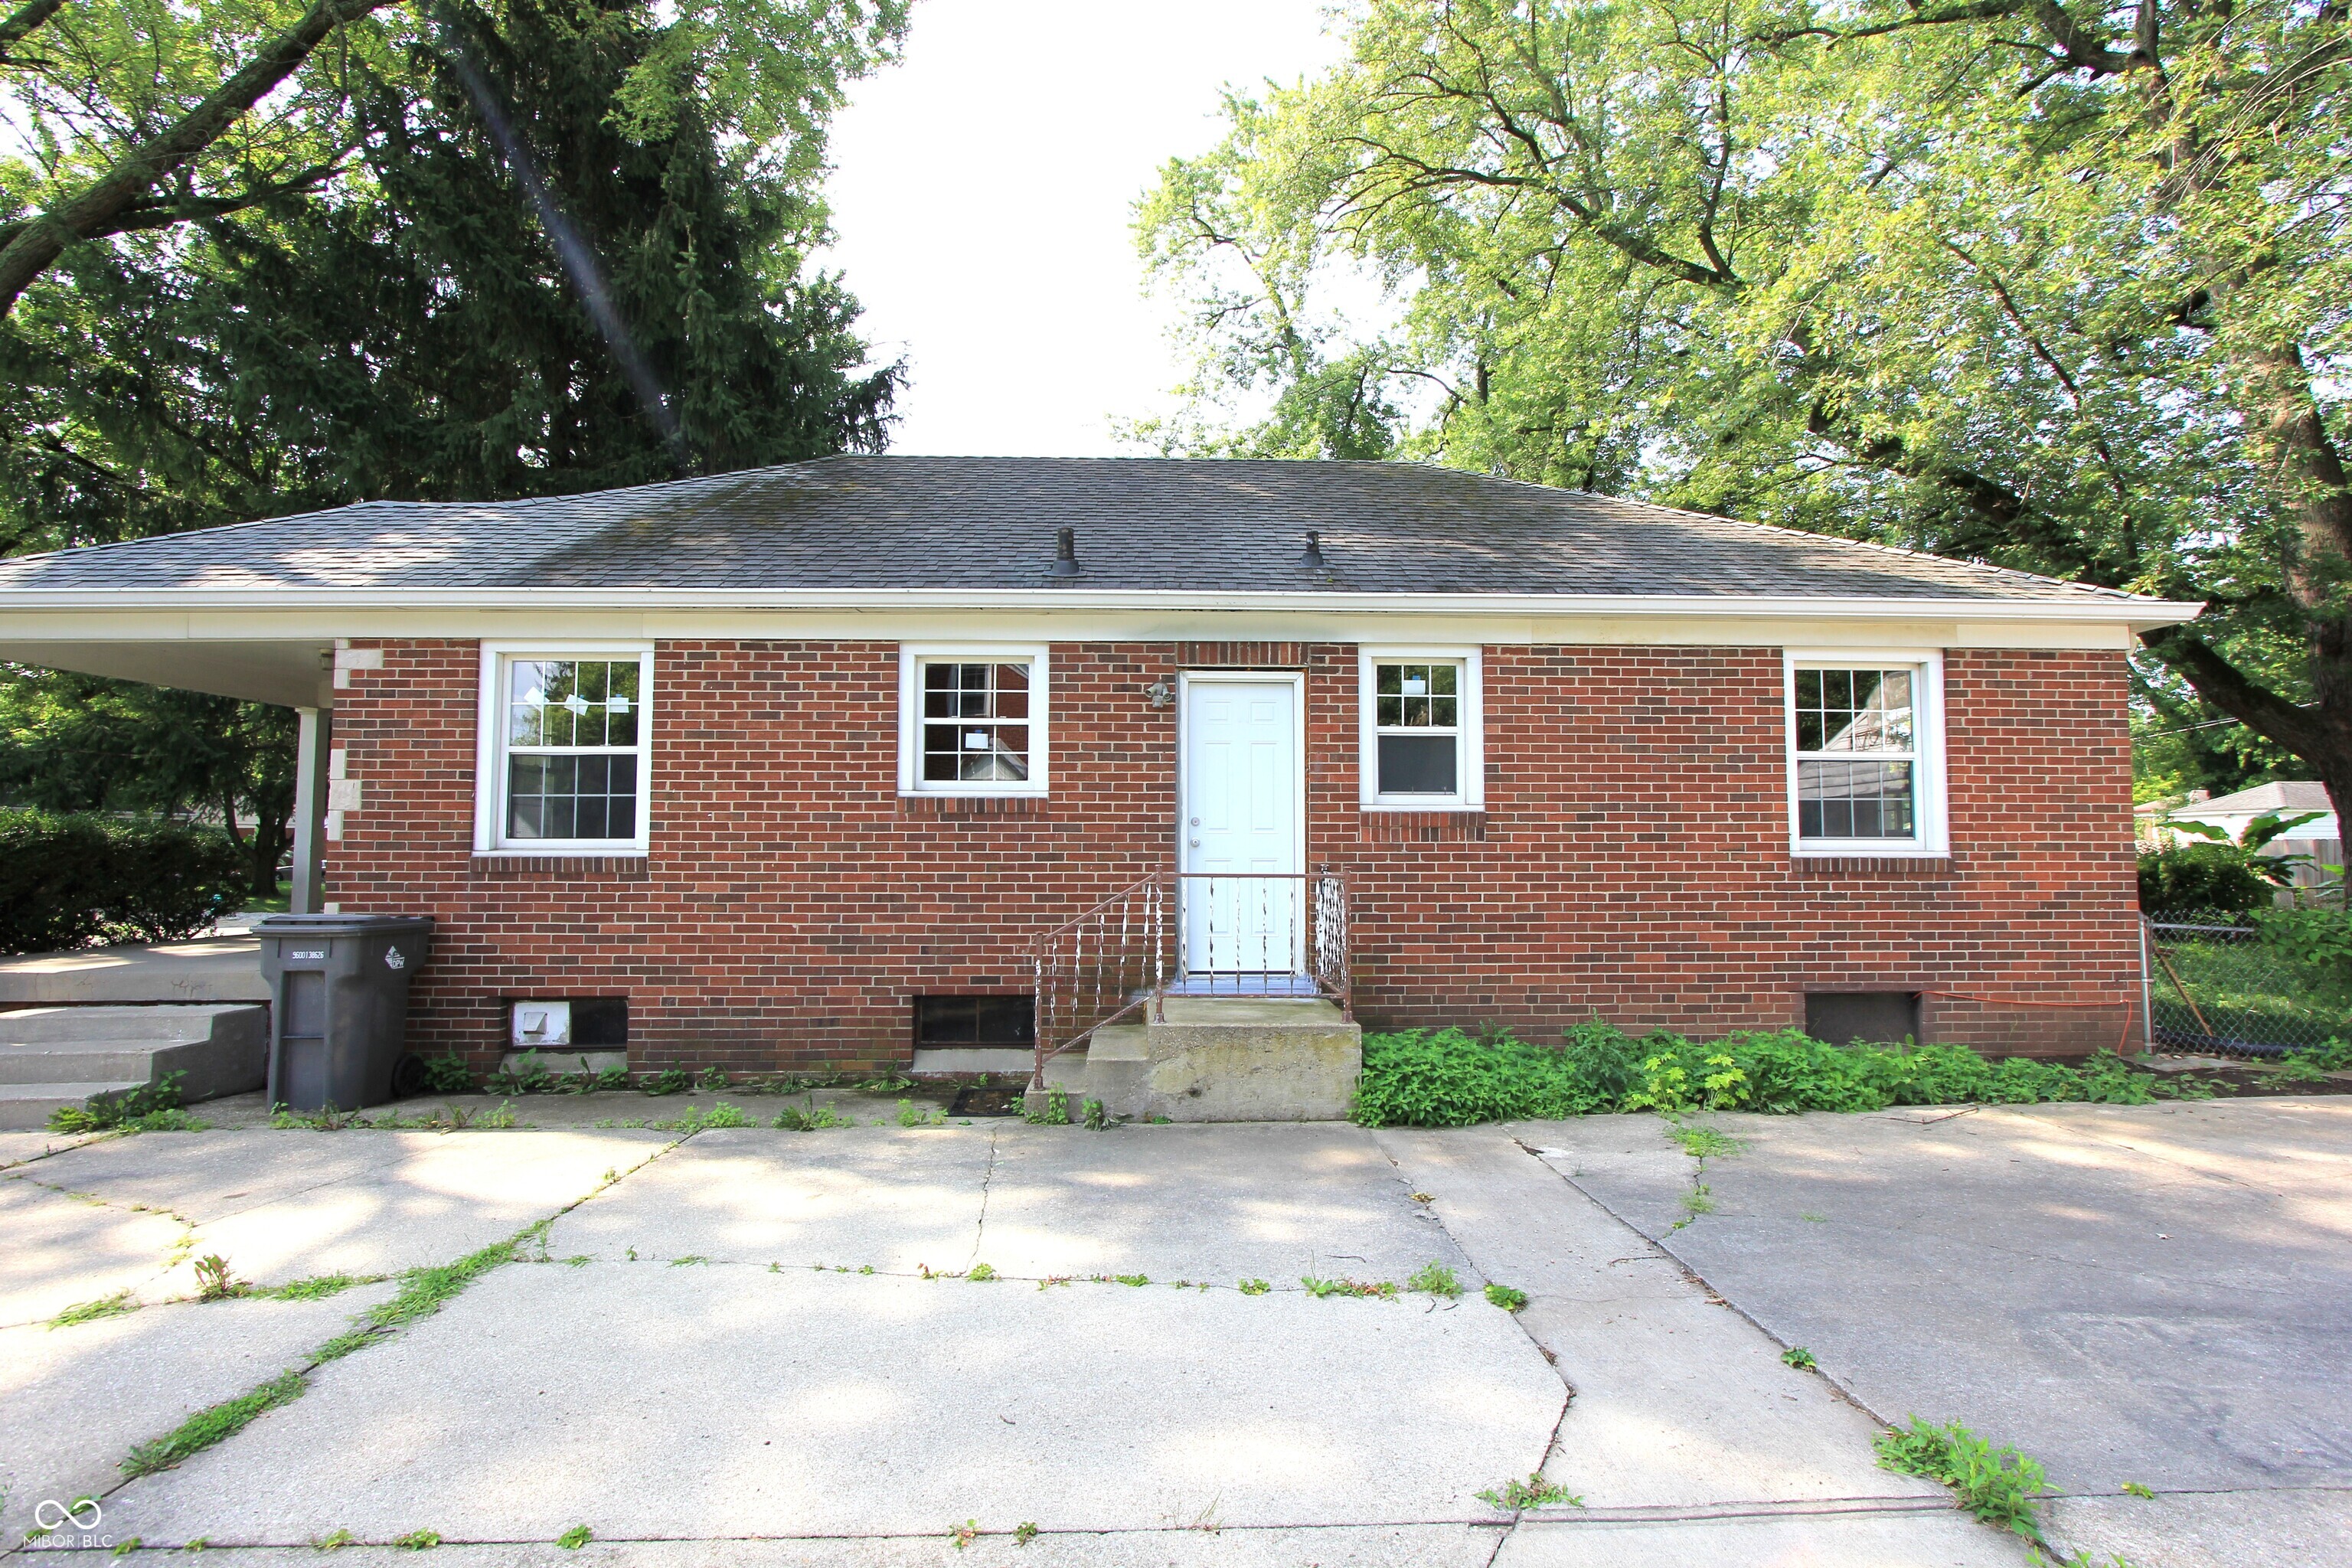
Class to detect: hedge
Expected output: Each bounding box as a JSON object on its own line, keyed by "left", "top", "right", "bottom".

{"left": 0, "top": 810, "right": 250, "bottom": 954}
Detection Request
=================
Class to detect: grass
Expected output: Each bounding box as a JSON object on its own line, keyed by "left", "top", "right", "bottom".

{"left": 1669, "top": 1123, "right": 1743, "bottom": 1158}
{"left": 1406, "top": 1261, "right": 1462, "bottom": 1298}
{"left": 49, "top": 1289, "right": 138, "bottom": 1328}
{"left": 1351, "top": 1021, "right": 2213, "bottom": 1129}
{"left": 1874, "top": 1416, "right": 2050, "bottom": 1540}
{"left": 773, "top": 1099, "right": 845, "bottom": 1130}
{"left": 312, "top": 1223, "right": 545, "bottom": 1364}
{"left": 1476, "top": 1473, "right": 1581, "bottom": 1509}
{"left": 264, "top": 1273, "right": 376, "bottom": 1301}
{"left": 122, "top": 1369, "right": 306, "bottom": 1477}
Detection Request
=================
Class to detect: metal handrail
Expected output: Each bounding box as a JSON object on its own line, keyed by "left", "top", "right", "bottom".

{"left": 1027, "top": 869, "right": 1351, "bottom": 1089}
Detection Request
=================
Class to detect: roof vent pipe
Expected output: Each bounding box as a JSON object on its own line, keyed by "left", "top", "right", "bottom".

{"left": 1050, "top": 526, "right": 1080, "bottom": 577}
{"left": 1298, "top": 529, "right": 1326, "bottom": 567}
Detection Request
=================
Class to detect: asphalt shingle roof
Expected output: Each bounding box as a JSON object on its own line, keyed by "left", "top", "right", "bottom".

{"left": 0, "top": 456, "right": 2154, "bottom": 603}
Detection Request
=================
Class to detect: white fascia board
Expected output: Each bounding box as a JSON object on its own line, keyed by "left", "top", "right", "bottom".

{"left": 0, "top": 586, "right": 2207, "bottom": 628}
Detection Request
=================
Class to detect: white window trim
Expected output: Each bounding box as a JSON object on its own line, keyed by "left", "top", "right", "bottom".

{"left": 1783, "top": 649, "right": 1949, "bottom": 858}
{"left": 1358, "top": 647, "right": 1485, "bottom": 810}
{"left": 474, "top": 641, "right": 654, "bottom": 857}
{"left": 897, "top": 644, "right": 1051, "bottom": 797}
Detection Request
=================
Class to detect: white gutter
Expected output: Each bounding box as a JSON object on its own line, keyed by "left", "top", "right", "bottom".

{"left": 0, "top": 586, "right": 2207, "bottom": 626}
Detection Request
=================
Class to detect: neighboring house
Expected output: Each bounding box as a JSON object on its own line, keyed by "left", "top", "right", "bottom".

{"left": 0, "top": 458, "right": 2200, "bottom": 1067}
{"left": 2165, "top": 781, "right": 2344, "bottom": 890}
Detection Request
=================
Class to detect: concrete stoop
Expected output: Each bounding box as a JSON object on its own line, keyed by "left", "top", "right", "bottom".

{"left": 1024, "top": 995, "right": 1361, "bottom": 1122}
{"left": 0, "top": 1003, "right": 267, "bottom": 1129}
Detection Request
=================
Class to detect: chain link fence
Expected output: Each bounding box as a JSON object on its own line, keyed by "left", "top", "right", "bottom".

{"left": 2145, "top": 910, "right": 2352, "bottom": 1057}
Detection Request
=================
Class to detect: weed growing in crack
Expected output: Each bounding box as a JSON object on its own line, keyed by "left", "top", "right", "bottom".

{"left": 123, "top": 1369, "right": 306, "bottom": 1476}
{"left": 1484, "top": 1282, "right": 1528, "bottom": 1312}
{"left": 1237, "top": 1278, "right": 1270, "bottom": 1295}
{"left": 193, "top": 1255, "right": 249, "bottom": 1302}
{"left": 969, "top": 1263, "right": 998, "bottom": 1282}
{"left": 2122, "top": 1481, "right": 2157, "bottom": 1499}
{"left": 1874, "top": 1417, "right": 2050, "bottom": 1540}
{"left": 950, "top": 1518, "right": 979, "bottom": 1550}
{"left": 697, "top": 1066, "right": 730, "bottom": 1092}
{"left": 1406, "top": 1262, "right": 1462, "bottom": 1298}
{"left": 1782, "top": 1346, "right": 1818, "bottom": 1370}
{"left": 1014, "top": 1521, "right": 1040, "bottom": 1545}
{"left": 669, "top": 1256, "right": 709, "bottom": 1266}
{"left": 266, "top": 1273, "right": 374, "bottom": 1301}
{"left": 1037, "top": 1276, "right": 1071, "bottom": 1290}
{"left": 314, "top": 1527, "right": 358, "bottom": 1549}
{"left": 774, "top": 1099, "right": 845, "bottom": 1130}
{"left": 897, "top": 1099, "right": 946, "bottom": 1128}
{"left": 1027, "top": 1086, "right": 1070, "bottom": 1125}
{"left": 49, "top": 1289, "right": 138, "bottom": 1328}
{"left": 1477, "top": 1473, "right": 1581, "bottom": 1509}
{"left": 557, "top": 1524, "right": 593, "bottom": 1550}
{"left": 1302, "top": 1276, "right": 1396, "bottom": 1299}
{"left": 1112, "top": 1273, "right": 1149, "bottom": 1288}
{"left": 312, "top": 1223, "right": 547, "bottom": 1364}
{"left": 392, "top": 1528, "right": 441, "bottom": 1549}
{"left": 1669, "top": 1123, "right": 1742, "bottom": 1158}
{"left": 1082, "top": 1098, "right": 1108, "bottom": 1130}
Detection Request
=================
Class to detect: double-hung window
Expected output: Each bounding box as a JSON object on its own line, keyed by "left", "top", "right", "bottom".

{"left": 1785, "top": 653, "right": 1945, "bottom": 856}
{"left": 476, "top": 645, "right": 653, "bottom": 853}
{"left": 1358, "top": 649, "right": 1483, "bottom": 808}
{"left": 897, "top": 645, "right": 1050, "bottom": 796}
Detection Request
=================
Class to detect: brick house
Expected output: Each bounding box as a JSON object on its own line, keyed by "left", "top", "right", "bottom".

{"left": 0, "top": 458, "right": 2198, "bottom": 1075}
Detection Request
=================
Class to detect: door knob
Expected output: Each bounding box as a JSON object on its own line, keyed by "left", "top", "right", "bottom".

{"left": 1189, "top": 838, "right": 1200, "bottom": 848}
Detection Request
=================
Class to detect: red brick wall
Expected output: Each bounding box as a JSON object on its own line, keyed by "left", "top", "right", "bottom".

{"left": 327, "top": 639, "right": 2141, "bottom": 1070}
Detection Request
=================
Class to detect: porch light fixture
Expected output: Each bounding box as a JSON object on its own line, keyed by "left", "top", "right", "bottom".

{"left": 1298, "top": 530, "right": 1326, "bottom": 567}
{"left": 1050, "top": 526, "right": 1080, "bottom": 577}
{"left": 1144, "top": 680, "right": 1173, "bottom": 708}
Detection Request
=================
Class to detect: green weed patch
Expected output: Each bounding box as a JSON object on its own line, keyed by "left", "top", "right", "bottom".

{"left": 1351, "top": 1021, "right": 2203, "bottom": 1129}
{"left": 122, "top": 1369, "right": 305, "bottom": 1477}
{"left": 1874, "top": 1416, "right": 2049, "bottom": 1539}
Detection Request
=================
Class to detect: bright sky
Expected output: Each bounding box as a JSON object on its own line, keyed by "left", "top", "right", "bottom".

{"left": 816, "top": 0, "right": 1349, "bottom": 456}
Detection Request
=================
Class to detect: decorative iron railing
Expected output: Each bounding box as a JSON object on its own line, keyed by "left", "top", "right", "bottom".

{"left": 1028, "top": 870, "right": 1352, "bottom": 1090}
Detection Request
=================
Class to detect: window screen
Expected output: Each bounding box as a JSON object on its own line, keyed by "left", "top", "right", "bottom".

{"left": 920, "top": 662, "right": 1032, "bottom": 783}
{"left": 1793, "top": 667, "right": 1918, "bottom": 841}
{"left": 1373, "top": 662, "right": 1461, "bottom": 796}
{"left": 506, "top": 658, "right": 642, "bottom": 841}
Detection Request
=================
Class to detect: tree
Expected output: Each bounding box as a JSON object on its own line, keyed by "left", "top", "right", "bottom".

{"left": 0, "top": 670, "right": 296, "bottom": 897}
{"left": 1138, "top": 0, "right": 2352, "bottom": 825}
{"left": 0, "top": 0, "right": 905, "bottom": 318}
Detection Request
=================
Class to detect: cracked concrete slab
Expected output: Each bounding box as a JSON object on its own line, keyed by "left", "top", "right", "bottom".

{"left": 1494, "top": 1507, "right": 2030, "bottom": 1565}
{"left": 975, "top": 1122, "right": 1468, "bottom": 1284}
{"left": 33, "top": 1129, "right": 674, "bottom": 1288}
{"left": 1540, "top": 1100, "right": 2352, "bottom": 1568}
{"left": 546, "top": 1127, "right": 994, "bottom": 1270}
{"left": 2043, "top": 1487, "right": 2352, "bottom": 1568}
{"left": 0, "top": 1285, "right": 395, "bottom": 1546}
{"left": 103, "top": 1525, "right": 1505, "bottom": 1565}
{"left": 102, "top": 1259, "right": 1566, "bottom": 1547}
{"left": 0, "top": 1172, "right": 190, "bottom": 1326}
{"left": 1373, "top": 1127, "right": 1973, "bottom": 1527}
{"left": 0, "top": 1128, "right": 99, "bottom": 1170}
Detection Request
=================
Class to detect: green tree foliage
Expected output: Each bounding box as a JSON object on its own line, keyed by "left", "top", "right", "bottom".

{"left": 0, "top": 671, "right": 296, "bottom": 897}
{"left": 1138, "top": 0, "right": 2352, "bottom": 822}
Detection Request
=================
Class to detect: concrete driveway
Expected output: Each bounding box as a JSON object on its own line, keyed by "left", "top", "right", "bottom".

{"left": 2, "top": 1099, "right": 2337, "bottom": 1565}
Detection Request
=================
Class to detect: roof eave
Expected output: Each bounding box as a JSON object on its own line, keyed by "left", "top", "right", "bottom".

{"left": 0, "top": 585, "right": 2208, "bottom": 627}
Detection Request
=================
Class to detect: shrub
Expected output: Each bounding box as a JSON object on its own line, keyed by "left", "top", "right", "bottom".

{"left": 1351, "top": 1023, "right": 2191, "bottom": 1129}
{"left": 2138, "top": 843, "right": 2273, "bottom": 913}
{"left": 0, "top": 810, "right": 248, "bottom": 954}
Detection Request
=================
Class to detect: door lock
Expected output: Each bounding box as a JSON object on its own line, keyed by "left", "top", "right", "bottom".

{"left": 1189, "top": 838, "right": 1200, "bottom": 848}
{"left": 1190, "top": 817, "right": 1200, "bottom": 826}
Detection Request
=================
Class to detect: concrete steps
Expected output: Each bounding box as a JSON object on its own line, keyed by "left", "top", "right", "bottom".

{"left": 1027, "top": 995, "right": 1361, "bottom": 1123}
{"left": 0, "top": 1004, "right": 268, "bottom": 1129}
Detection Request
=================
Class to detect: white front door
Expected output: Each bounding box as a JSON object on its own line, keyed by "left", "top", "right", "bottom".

{"left": 1181, "top": 678, "right": 1301, "bottom": 975}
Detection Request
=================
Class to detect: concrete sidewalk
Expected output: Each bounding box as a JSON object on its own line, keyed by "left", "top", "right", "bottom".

{"left": 0, "top": 930, "right": 268, "bottom": 1007}
{"left": 1530, "top": 1099, "right": 2352, "bottom": 1568}
{"left": 0, "top": 1119, "right": 2029, "bottom": 1564}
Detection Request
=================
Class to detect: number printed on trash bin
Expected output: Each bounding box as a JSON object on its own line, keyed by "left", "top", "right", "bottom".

{"left": 289, "top": 949, "right": 326, "bottom": 959}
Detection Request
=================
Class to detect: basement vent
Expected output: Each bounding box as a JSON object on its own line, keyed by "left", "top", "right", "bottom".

{"left": 1805, "top": 991, "right": 1919, "bottom": 1047}
{"left": 914, "top": 995, "right": 1035, "bottom": 1048}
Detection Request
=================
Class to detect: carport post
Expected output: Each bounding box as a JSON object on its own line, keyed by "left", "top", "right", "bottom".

{"left": 289, "top": 707, "right": 332, "bottom": 914}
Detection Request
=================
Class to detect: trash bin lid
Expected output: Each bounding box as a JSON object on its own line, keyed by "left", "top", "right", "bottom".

{"left": 254, "top": 913, "right": 436, "bottom": 936}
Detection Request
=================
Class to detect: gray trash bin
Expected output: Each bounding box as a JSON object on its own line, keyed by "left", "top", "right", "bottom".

{"left": 256, "top": 914, "right": 436, "bottom": 1112}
